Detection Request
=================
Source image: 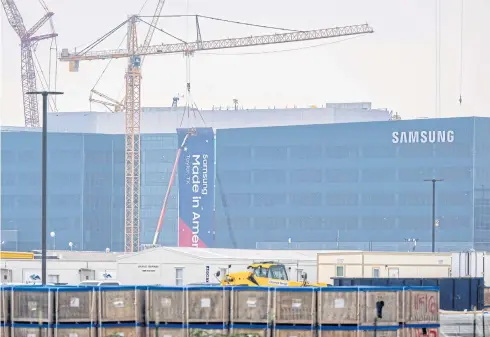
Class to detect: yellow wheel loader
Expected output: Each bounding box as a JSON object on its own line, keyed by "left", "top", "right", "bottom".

{"left": 216, "top": 261, "right": 328, "bottom": 287}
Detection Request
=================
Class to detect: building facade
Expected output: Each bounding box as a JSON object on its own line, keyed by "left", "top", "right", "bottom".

{"left": 214, "top": 117, "right": 490, "bottom": 251}
{"left": 0, "top": 130, "right": 179, "bottom": 251}
{"left": 2, "top": 112, "right": 489, "bottom": 252}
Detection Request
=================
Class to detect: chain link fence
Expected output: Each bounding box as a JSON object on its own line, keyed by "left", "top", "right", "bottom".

{"left": 255, "top": 240, "right": 479, "bottom": 252}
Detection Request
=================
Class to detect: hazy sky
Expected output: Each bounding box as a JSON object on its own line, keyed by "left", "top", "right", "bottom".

{"left": 1, "top": 0, "right": 489, "bottom": 126}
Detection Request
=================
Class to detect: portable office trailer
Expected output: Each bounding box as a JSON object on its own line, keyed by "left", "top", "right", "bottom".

{"left": 317, "top": 251, "right": 451, "bottom": 283}
{"left": 116, "top": 247, "right": 319, "bottom": 285}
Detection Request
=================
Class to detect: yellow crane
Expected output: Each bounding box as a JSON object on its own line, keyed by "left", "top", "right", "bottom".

{"left": 59, "top": 15, "right": 374, "bottom": 252}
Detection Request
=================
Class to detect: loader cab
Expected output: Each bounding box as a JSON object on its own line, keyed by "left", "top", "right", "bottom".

{"left": 248, "top": 262, "right": 289, "bottom": 281}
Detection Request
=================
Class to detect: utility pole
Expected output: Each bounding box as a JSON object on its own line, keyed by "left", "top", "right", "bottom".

{"left": 424, "top": 178, "right": 443, "bottom": 253}
{"left": 27, "top": 90, "right": 63, "bottom": 285}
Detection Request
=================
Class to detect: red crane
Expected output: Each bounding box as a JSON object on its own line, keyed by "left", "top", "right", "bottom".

{"left": 1, "top": 0, "right": 57, "bottom": 127}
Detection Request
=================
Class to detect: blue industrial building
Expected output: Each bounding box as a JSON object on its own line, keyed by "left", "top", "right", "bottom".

{"left": 215, "top": 117, "right": 490, "bottom": 252}
{"left": 0, "top": 130, "right": 179, "bottom": 252}
{"left": 1, "top": 113, "right": 489, "bottom": 252}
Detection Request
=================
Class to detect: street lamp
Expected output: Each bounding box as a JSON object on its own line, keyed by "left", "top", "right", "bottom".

{"left": 50, "top": 231, "right": 56, "bottom": 250}
{"left": 26, "top": 90, "right": 64, "bottom": 286}
{"left": 424, "top": 178, "right": 444, "bottom": 253}
{"left": 68, "top": 242, "right": 73, "bottom": 251}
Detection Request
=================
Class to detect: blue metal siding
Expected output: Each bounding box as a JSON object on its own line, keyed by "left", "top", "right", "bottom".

{"left": 333, "top": 277, "right": 484, "bottom": 311}
{"left": 0, "top": 131, "right": 180, "bottom": 251}
{"left": 215, "top": 117, "right": 478, "bottom": 251}
{"left": 2, "top": 117, "right": 489, "bottom": 252}
{"left": 0, "top": 132, "right": 124, "bottom": 251}
{"left": 140, "top": 133, "right": 179, "bottom": 246}
{"left": 473, "top": 117, "right": 490, "bottom": 250}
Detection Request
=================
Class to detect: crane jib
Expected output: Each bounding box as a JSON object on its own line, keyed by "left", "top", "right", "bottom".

{"left": 59, "top": 24, "right": 374, "bottom": 62}
{"left": 57, "top": 17, "right": 374, "bottom": 252}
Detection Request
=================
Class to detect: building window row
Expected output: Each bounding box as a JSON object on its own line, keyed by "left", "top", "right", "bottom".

{"left": 217, "top": 142, "right": 474, "bottom": 162}
{"left": 216, "top": 167, "right": 475, "bottom": 185}
{"left": 214, "top": 215, "right": 473, "bottom": 231}
{"left": 215, "top": 191, "right": 474, "bottom": 208}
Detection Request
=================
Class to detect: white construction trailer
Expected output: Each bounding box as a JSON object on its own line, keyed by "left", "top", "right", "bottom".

{"left": 116, "top": 247, "right": 322, "bottom": 285}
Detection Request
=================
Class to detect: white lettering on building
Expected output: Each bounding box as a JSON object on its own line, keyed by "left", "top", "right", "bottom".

{"left": 392, "top": 130, "right": 454, "bottom": 144}
{"left": 184, "top": 153, "right": 210, "bottom": 248}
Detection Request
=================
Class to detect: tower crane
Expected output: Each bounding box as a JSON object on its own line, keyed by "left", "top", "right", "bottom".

{"left": 89, "top": 0, "right": 167, "bottom": 112}
{"left": 59, "top": 16, "right": 374, "bottom": 252}
{"left": 1, "top": 0, "right": 57, "bottom": 127}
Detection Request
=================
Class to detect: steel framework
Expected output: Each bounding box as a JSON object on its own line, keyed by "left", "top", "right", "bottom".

{"left": 59, "top": 17, "right": 374, "bottom": 252}
{"left": 89, "top": 0, "right": 166, "bottom": 112}
{"left": 1, "top": 0, "right": 57, "bottom": 127}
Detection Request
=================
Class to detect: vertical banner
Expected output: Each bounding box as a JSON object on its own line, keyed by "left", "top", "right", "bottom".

{"left": 177, "top": 127, "right": 215, "bottom": 248}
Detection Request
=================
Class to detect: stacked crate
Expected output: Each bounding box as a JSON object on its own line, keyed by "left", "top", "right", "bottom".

{"left": 1, "top": 285, "right": 10, "bottom": 337}
{"left": 185, "top": 286, "right": 230, "bottom": 337}
{"left": 10, "top": 286, "right": 54, "bottom": 337}
{"left": 318, "top": 286, "right": 401, "bottom": 337}
{"left": 230, "top": 286, "right": 272, "bottom": 337}
{"left": 317, "top": 286, "right": 440, "bottom": 337}
{"left": 53, "top": 286, "right": 97, "bottom": 337}
{"left": 98, "top": 285, "right": 145, "bottom": 337}
{"left": 399, "top": 286, "right": 440, "bottom": 337}
{"left": 146, "top": 286, "right": 186, "bottom": 337}
{"left": 272, "top": 287, "right": 316, "bottom": 337}
{"left": 484, "top": 286, "right": 490, "bottom": 308}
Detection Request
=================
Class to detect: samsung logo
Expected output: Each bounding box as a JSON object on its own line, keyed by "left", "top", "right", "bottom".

{"left": 392, "top": 130, "right": 455, "bottom": 144}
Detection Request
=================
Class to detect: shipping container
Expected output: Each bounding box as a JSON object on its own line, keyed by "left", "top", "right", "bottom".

{"left": 333, "top": 277, "right": 483, "bottom": 311}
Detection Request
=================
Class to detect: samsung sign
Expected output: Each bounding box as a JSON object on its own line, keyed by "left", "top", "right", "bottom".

{"left": 392, "top": 130, "right": 455, "bottom": 144}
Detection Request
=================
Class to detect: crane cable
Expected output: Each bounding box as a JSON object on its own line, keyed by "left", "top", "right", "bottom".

{"left": 179, "top": 0, "right": 206, "bottom": 128}
{"left": 459, "top": 0, "right": 464, "bottom": 105}
{"left": 31, "top": 0, "right": 58, "bottom": 112}
{"left": 90, "top": 0, "right": 151, "bottom": 110}
{"left": 176, "top": 2, "right": 236, "bottom": 248}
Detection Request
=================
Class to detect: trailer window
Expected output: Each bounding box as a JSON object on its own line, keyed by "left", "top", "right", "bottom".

{"left": 175, "top": 268, "right": 184, "bottom": 286}
{"left": 336, "top": 265, "right": 345, "bottom": 277}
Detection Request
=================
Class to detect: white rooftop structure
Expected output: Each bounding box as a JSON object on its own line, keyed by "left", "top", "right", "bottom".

{"left": 119, "top": 246, "right": 331, "bottom": 262}
{"left": 36, "top": 103, "right": 393, "bottom": 134}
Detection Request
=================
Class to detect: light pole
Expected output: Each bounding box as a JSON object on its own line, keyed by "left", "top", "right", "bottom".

{"left": 26, "top": 91, "right": 64, "bottom": 286}
{"left": 424, "top": 178, "right": 443, "bottom": 252}
{"left": 50, "top": 232, "right": 56, "bottom": 250}
{"left": 69, "top": 242, "right": 73, "bottom": 251}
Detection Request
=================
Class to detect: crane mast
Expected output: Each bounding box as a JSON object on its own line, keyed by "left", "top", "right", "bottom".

{"left": 1, "top": 0, "right": 57, "bottom": 127}
{"left": 59, "top": 17, "right": 374, "bottom": 252}
{"left": 124, "top": 17, "right": 142, "bottom": 253}
{"left": 89, "top": 0, "right": 167, "bottom": 112}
